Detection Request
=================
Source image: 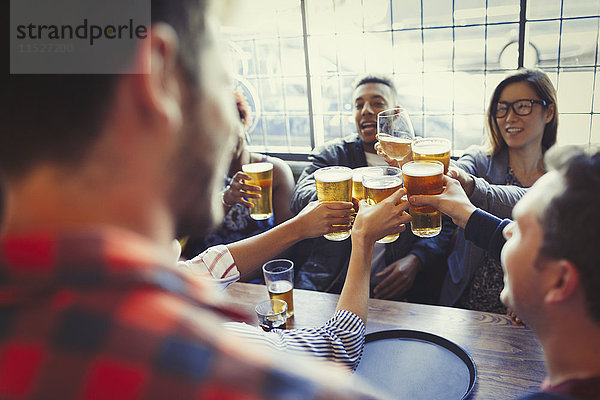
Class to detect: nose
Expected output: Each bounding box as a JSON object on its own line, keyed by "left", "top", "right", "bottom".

{"left": 362, "top": 101, "right": 375, "bottom": 115}
{"left": 505, "top": 105, "right": 518, "bottom": 122}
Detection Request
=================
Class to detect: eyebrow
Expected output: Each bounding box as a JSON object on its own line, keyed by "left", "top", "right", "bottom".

{"left": 354, "top": 95, "right": 386, "bottom": 102}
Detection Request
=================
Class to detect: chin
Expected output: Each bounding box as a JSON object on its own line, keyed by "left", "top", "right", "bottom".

{"left": 174, "top": 176, "right": 225, "bottom": 238}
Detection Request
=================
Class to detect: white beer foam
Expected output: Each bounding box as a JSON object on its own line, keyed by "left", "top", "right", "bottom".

{"left": 363, "top": 176, "right": 403, "bottom": 190}
{"left": 314, "top": 167, "right": 352, "bottom": 183}
{"left": 402, "top": 161, "right": 444, "bottom": 177}
{"left": 412, "top": 139, "right": 451, "bottom": 155}
{"left": 352, "top": 166, "right": 381, "bottom": 182}
{"left": 242, "top": 162, "right": 273, "bottom": 173}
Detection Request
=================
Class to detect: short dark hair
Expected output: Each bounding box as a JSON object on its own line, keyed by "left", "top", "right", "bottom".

{"left": 1, "top": 0, "right": 207, "bottom": 181}
{"left": 486, "top": 68, "right": 558, "bottom": 156}
{"left": 539, "top": 145, "right": 600, "bottom": 324}
{"left": 353, "top": 74, "right": 398, "bottom": 97}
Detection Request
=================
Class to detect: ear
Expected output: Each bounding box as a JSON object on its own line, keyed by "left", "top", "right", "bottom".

{"left": 132, "top": 23, "right": 183, "bottom": 134}
{"left": 544, "top": 259, "right": 579, "bottom": 304}
{"left": 544, "top": 103, "right": 555, "bottom": 124}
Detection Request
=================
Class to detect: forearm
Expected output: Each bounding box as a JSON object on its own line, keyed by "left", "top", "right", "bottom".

{"left": 224, "top": 309, "right": 365, "bottom": 370}
{"left": 464, "top": 209, "right": 510, "bottom": 261}
{"left": 336, "top": 233, "right": 373, "bottom": 323}
{"left": 227, "top": 218, "right": 304, "bottom": 278}
{"left": 469, "top": 177, "right": 527, "bottom": 218}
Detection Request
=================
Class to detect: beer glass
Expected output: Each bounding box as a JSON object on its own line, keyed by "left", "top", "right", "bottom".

{"left": 377, "top": 107, "right": 415, "bottom": 165}
{"left": 262, "top": 259, "right": 294, "bottom": 317}
{"left": 362, "top": 166, "right": 403, "bottom": 243}
{"left": 402, "top": 160, "right": 444, "bottom": 238}
{"left": 314, "top": 166, "right": 353, "bottom": 241}
{"left": 255, "top": 299, "right": 288, "bottom": 331}
{"left": 241, "top": 162, "right": 273, "bottom": 220}
{"left": 411, "top": 138, "right": 451, "bottom": 174}
{"left": 352, "top": 167, "right": 375, "bottom": 201}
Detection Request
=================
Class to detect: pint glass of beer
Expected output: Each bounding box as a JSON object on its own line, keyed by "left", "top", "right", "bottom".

{"left": 314, "top": 166, "right": 353, "bottom": 241}
{"left": 241, "top": 162, "right": 273, "bottom": 220}
{"left": 352, "top": 167, "right": 376, "bottom": 201}
{"left": 402, "top": 160, "right": 444, "bottom": 237}
{"left": 411, "top": 138, "right": 451, "bottom": 174}
{"left": 377, "top": 107, "right": 415, "bottom": 165}
{"left": 262, "top": 259, "right": 294, "bottom": 317}
{"left": 362, "top": 167, "right": 403, "bottom": 243}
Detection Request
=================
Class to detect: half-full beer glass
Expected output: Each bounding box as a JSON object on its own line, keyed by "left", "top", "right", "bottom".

{"left": 314, "top": 166, "right": 353, "bottom": 241}
{"left": 362, "top": 167, "right": 403, "bottom": 243}
{"left": 402, "top": 160, "right": 444, "bottom": 238}
{"left": 262, "top": 259, "right": 294, "bottom": 317}
{"left": 241, "top": 162, "right": 273, "bottom": 220}
{"left": 411, "top": 138, "right": 451, "bottom": 174}
{"left": 377, "top": 107, "right": 415, "bottom": 166}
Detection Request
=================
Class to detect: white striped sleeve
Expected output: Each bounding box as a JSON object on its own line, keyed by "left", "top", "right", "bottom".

{"left": 178, "top": 244, "right": 240, "bottom": 282}
{"left": 224, "top": 309, "right": 365, "bottom": 371}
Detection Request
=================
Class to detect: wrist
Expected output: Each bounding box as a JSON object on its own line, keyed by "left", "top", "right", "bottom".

{"left": 454, "top": 203, "right": 477, "bottom": 229}
{"left": 221, "top": 187, "right": 234, "bottom": 207}
{"left": 350, "top": 227, "right": 377, "bottom": 249}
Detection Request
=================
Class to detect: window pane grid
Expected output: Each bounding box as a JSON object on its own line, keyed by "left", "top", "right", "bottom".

{"left": 224, "top": 0, "right": 600, "bottom": 155}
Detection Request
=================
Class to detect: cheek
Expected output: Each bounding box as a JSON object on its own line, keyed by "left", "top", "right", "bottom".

{"left": 500, "top": 239, "right": 520, "bottom": 285}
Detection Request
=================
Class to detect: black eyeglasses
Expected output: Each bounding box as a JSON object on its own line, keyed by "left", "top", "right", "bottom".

{"left": 494, "top": 99, "right": 548, "bottom": 118}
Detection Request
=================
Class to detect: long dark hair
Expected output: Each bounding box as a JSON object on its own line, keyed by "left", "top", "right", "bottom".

{"left": 486, "top": 69, "right": 558, "bottom": 156}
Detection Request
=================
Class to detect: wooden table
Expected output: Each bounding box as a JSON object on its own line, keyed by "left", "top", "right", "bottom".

{"left": 226, "top": 282, "right": 546, "bottom": 399}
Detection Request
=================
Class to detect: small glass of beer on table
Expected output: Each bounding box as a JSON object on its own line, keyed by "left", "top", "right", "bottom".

{"left": 362, "top": 166, "right": 404, "bottom": 243}
{"left": 241, "top": 162, "right": 274, "bottom": 221}
{"left": 255, "top": 299, "right": 288, "bottom": 331}
{"left": 402, "top": 160, "right": 444, "bottom": 238}
{"left": 411, "top": 137, "right": 451, "bottom": 174}
{"left": 376, "top": 107, "right": 415, "bottom": 166}
{"left": 262, "top": 259, "right": 294, "bottom": 317}
{"left": 314, "top": 166, "right": 353, "bottom": 241}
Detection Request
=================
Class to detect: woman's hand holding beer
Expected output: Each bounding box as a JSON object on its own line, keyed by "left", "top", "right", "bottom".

{"left": 352, "top": 188, "right": 411, "bottom": 244}
{"left": 222, "top": 171, "right": 261, "bottom": 208}
{"left": 374, "top": 142, "right": 399, "bottom": 168}
{"left": 408, "top": 175, "right": 476, "bottom": 229}
{"left": 448, "top": 162, "right": 475, "bottom": 197}
{"left": 293, "top": 201, "right": 355, "bottom": 239}
{"left": 374, "top": 141, "right": 413, "bottom": 168}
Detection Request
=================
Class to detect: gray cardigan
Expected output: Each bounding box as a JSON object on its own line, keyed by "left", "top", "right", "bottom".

{"left": 440, "top": 145, "right": 527, "bottom": 305}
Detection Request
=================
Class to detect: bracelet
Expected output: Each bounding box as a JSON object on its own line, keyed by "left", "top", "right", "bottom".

{"left": 221, "top": 186, "right": 233, "bottom": 207}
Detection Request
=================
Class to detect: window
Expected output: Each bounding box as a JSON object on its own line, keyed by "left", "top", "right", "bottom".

{"left": 222, "top": 0, "right": 600, "bottom": 155}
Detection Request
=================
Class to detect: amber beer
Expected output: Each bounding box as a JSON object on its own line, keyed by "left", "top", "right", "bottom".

{"left": 262, "top": 259, "right": 294, "bottom": 317}
{"left": 267, "top": 281, "right": 294, "bottom": 317}
{"left": 363, "top": 167, "right": 403, "bottom": 243}
{"left": 402, "top": 160, "right": 444, "bottom": 237}
{"left": 352, "top": 167, "right": 374, "bottom": 201}
{"left": 377, "top": 134, "right": 412, "bottom": 162}
{"left": 242, "top": 162, "right": 273, "bottom": 220}
{"left": 314, "top": 166, "right": 353, "bottom": 241}
{"left": 411, "top": 138, "right": 451, "bottom": 173}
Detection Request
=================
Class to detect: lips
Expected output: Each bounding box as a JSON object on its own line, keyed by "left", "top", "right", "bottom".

{"left": 505, "top": 127, "right": 523, "bottom": 136}
{"left": 361, "top": 121, "right": 377, "bottom": 134}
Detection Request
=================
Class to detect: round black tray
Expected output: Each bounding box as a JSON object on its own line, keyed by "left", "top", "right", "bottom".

{"left": 354, "top": 329, "right": 477, "bottom": 399}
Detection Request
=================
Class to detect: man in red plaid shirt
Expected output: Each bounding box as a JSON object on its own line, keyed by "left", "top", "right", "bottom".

{"left": 0, "top": 0, "right": 411, "bottom": 399}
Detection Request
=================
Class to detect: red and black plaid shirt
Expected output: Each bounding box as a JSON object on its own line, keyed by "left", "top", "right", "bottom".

{"left": 0, "top": 228, "right": 378, "bottom": 400}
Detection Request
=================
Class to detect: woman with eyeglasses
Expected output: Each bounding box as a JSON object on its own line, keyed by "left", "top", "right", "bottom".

{"left": 438, "top": 68, "right": 558, "bottom": 315}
